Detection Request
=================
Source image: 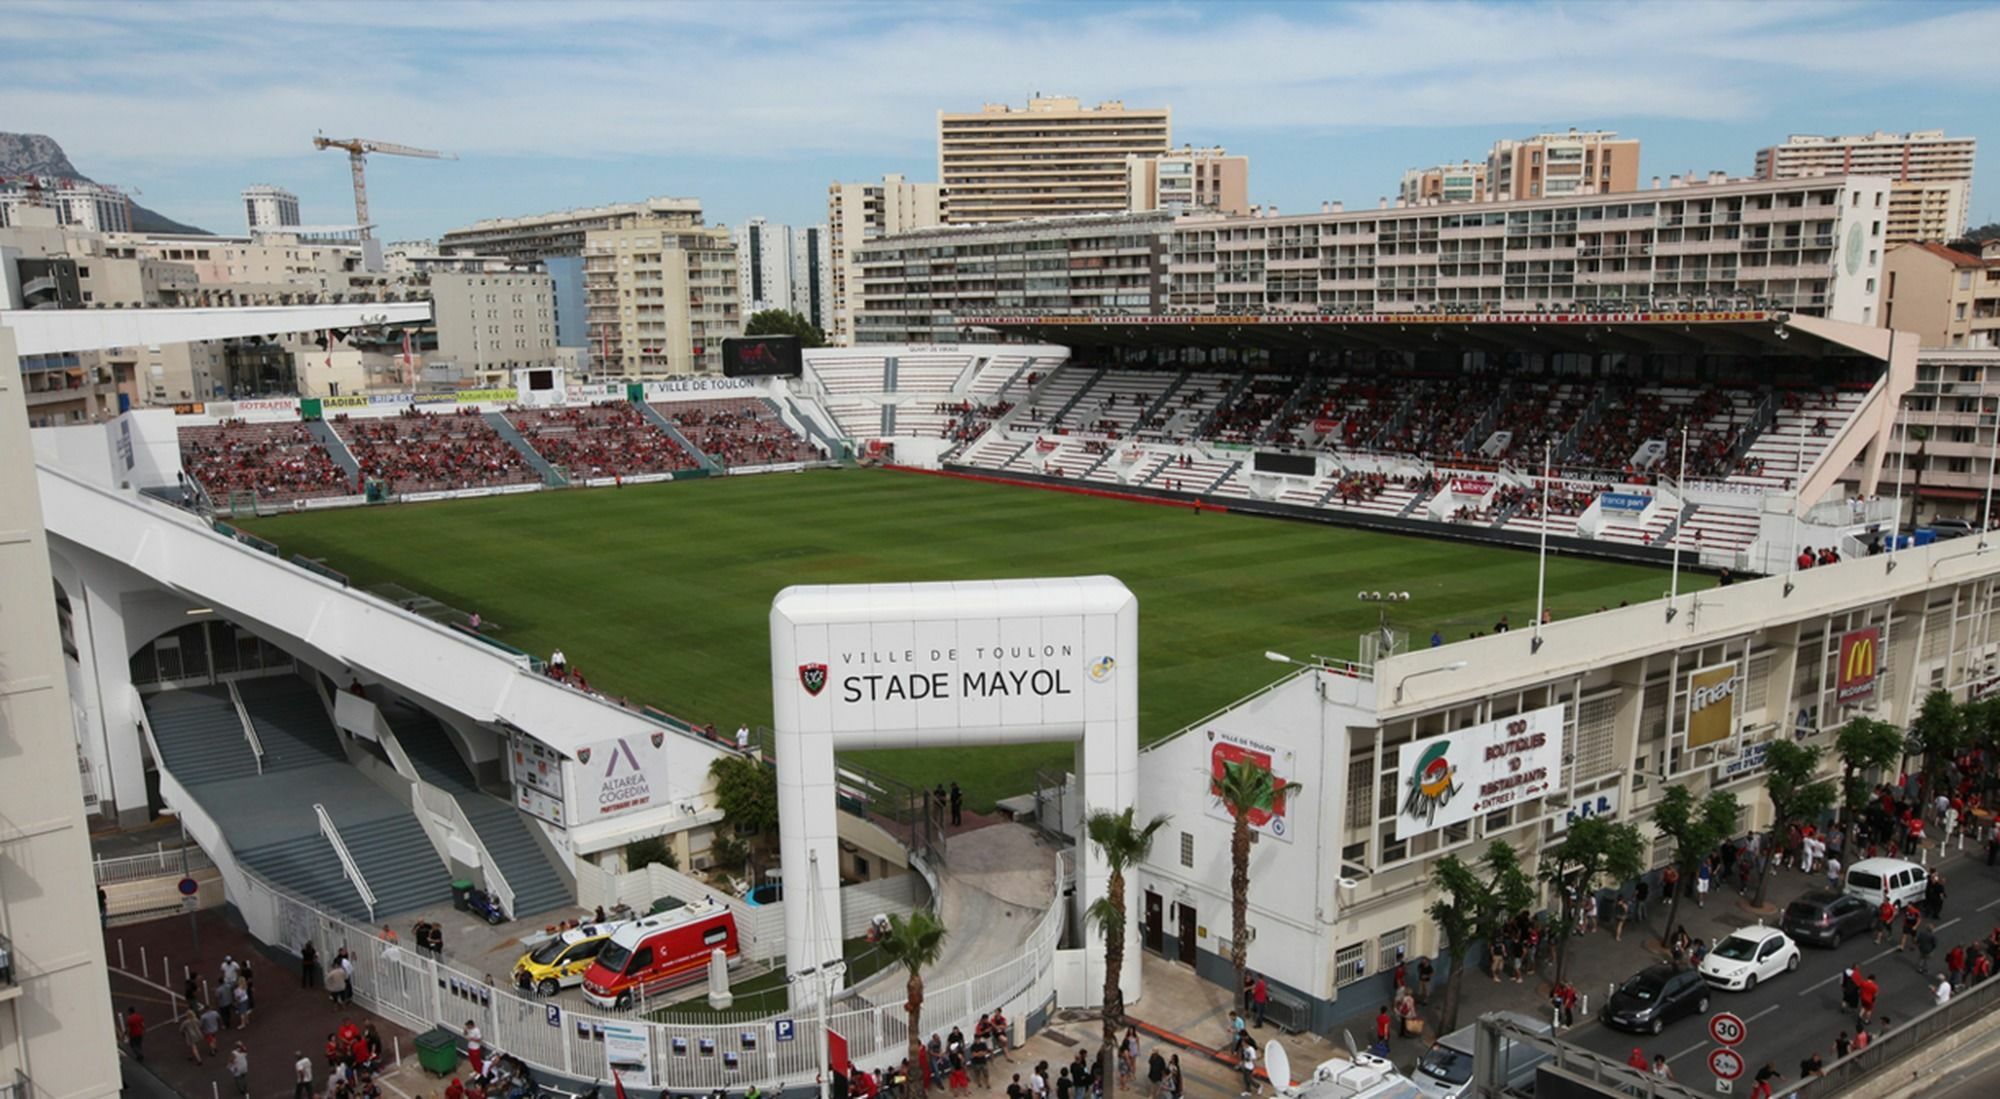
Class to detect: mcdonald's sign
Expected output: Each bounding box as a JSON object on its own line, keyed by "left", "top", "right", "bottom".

{"left": 1837, "top": 628, "right": 1880, "bottom": 704}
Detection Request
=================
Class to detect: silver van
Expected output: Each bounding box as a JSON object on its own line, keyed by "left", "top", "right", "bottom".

{"left": 1409, "top": 1011, "right": 1554, "bottom": 1099}
{"left": 1843, "top": 857, "right": 1928, "bottom": 907}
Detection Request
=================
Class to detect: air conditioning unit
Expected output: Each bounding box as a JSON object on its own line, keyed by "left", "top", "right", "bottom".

{"left": 692, "top": 854, "right": 714, "bottom": 872}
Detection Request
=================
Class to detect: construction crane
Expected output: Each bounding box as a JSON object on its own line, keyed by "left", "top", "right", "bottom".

{"left": 311, "top": 133, "right": 455, "bottom": 241}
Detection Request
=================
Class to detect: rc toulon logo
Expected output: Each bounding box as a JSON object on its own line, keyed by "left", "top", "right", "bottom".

{"left": 1402, "top": 740, "right": 1461, "bottom": 828}
{"left": 799, "top": 663, "right": 829, "bottom": 696}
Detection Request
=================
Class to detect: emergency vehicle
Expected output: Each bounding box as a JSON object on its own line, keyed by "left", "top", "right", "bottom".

{"left": 580, "top": 899, "right": 740, "bottom": 1009}
{"left": 513, "top": 921, "right": 625, "bottom": 997}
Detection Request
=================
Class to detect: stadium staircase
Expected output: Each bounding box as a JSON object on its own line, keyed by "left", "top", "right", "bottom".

{"left": 1138, "top": 369, "right": 1192, "bottom": 428}
{"left": 306, "top": 420, "right": 362, "bottom": 480}
{"left": 781, "top": 397, "right": 845, "bottom": 457}
{"left": 235, "top": 677, "right": 352, "bottom": 774}
{"left": 1047, "top": 367, "right": 1107, "bottom": 425}
{"left": 639, "top": 403, "right": 722, "bottom": 472}
{"left": 1255, "top": 374, "right": 1325, "bottom": 445}
{"left": 993, "top": 355, "right": 1040, "bottom": 398}
{"left": 145, "top": 686, "right": 260, "bottom": 784}
{"left": 483, "top": 412, "right": 567, "bottom": 486}
{"left": 381, "top": 702, "right": 575, "bottom": 918}
{"left": 1195, "top": 374, "right": 1253, "bottom": 438}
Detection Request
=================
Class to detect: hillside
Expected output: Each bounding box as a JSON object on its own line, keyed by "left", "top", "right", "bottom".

{"left": 0, "top": 132, "right": 209, "bottom": 235}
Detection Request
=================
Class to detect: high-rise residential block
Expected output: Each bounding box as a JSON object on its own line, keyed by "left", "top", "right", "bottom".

{"left": 241, "top": 184, "right": 301, "bottom": 231}
{"left": 1881, "top": 241, "right": 2000, "bottom": 349}
{"left": 1127, "top": 146, "right": 1250, "bottom": 215}
{"left": 734, "top": 217, "right": 794, "bottom": 316}
{"left": 1399, "top": 161, "right": 1489, "bottom": 205}
{"left": 583, "top": 218, "right": 737, "bottom": 376}
{"left": 440, "top": 197, "right": 706, "bottom": 265}
{"left": 1486, "top": 129, "right": 1640, "bottom": 201}
{"left": 790, "top": 224, "right": 832, "bottom": 335}
{"left": 1756, "top": 130, "right": 1976, "bottom": 243}
{"left": 826, "top": 174, "right": 941, "bottom": 345}
{"left": 428, "top": 271, "right": 559, "bottom": 381}
{"left": 938, "top": 96, "right": 1171, "bottom": 225}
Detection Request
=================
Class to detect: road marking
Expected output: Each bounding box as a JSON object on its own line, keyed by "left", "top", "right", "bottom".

{"left": 1938, "top": 917, "right": 1963, "bottom": 933}
{"left": 1981, "top": 896, "right": 2000, "bottom": 912}
{"left": 1669, "top": 1004, "right": 1779, "bottom": 1065}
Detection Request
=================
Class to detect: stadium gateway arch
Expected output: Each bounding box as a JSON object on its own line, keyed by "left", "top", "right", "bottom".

{"left": 769, "top": 576, "right": 1141, "bottom": 1003}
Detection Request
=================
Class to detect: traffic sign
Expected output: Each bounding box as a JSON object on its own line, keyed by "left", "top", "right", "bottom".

{"left": 545, "top": 1004, "right": 562, "bottom": 1028}
{"left": 1708, "top": 1012, "right": 1747, "bottom": 1046}
{"left": 1708, "top": 1047, "right": 1744, "bottom": 1081}
{"left": 774, "top": 1018, "right": 796, "bottom": 1042}
{"left": 178, "top": 876, "right": 199, "bottom": 897}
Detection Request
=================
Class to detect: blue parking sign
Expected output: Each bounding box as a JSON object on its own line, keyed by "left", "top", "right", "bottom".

{"left": 545, "top": 1004, "right": 561, "bottom": 1028}
{"left": 774, "top": 1018, "right": 796, "bottom": 1043}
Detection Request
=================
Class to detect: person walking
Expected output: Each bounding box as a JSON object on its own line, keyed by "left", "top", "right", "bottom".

{"left": 1696, "top": 858, "right": 1712, "bottom": 908}
{"left": 123, "top": 1005, "right": 146, "bottom": 1062}
{"left": 233, "top": 977, "right": 253, "bottom": 1029}
{"left": 301, "top": 941, "right": 319, "bottom": 988}
{"left": 200, "top": 1002, "right": 221, "bottom": 1056}
{"left": 1936, "top": 976, "right": 1954, "bottom": 1006}
{"left": 1252, "top": 975, "right": 1269, "bottom": 1028}
{"left": 1238, "top": 1039, "right": 1259, "bottom": 1097}
{"left": 227, "top": 1042, "right": 249, "bottom": 1097}
{"left": 1918, "top": 923, "right": 1938, "bottom": 974}
{"left": 179, "top": 1008, "right": 205, "bottom": 1064}
{"left": 1927, "top": 871, "right": 1948, "bottom": 920}
{"left": 1633, "top": 876, "right": 1651, "bottom": 924}
{"left": 1856, "top": 972, "right": 1880, "bottom": 1024}
{"left": 294, "top": 1049, "right": 314, "bottom": 1099}
{"left": 949, "top": 782, "right": 964, "bottom": 827}
{"left": 323, "top": 960, "right": 348, "bottom": 1009}
{"left": 1613, "top": 895, "right": 1630, "bottom": 942}
{"left": 1417, "top": 956, "right": 1435, "bottom": 1004}
{"left": 465, "top": 1019, "right": 485, "bottom": 1076}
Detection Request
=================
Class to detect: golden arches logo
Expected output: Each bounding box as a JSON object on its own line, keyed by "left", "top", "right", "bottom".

{"left": 1845, "top": 637, "right": 1876, "bottom": 680}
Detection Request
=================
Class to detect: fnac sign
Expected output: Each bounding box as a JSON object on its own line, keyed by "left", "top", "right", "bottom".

{"left": 1687, "top": 664, "right": 1739, "bottom": 748}
{"left": 1837, "top": 628, "right": 1880, "bottom": 704}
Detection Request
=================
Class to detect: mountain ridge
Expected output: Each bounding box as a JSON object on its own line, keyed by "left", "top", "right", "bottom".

{"left": 0, "top": 132, "right": 210, "bottom": 235}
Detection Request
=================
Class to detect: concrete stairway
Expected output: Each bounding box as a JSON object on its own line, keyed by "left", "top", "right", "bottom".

{"left": 235, "top": 832, "right": 370, "bottom": 922}
{"left": 636, "top": 403, "right": 719, "bottom": 471}
{"left": 306, "top": 420, "right": 361, "bottom": 479}
{"left": 143, "top": 687, "right": 259, "bottom": 785}
{"left": 483, "top": 412, "right": 565, "bottom": 485}
{"left": 234, "top": 677, "right": 348, "bottom": 775}
{"left": 326, "top": 811, "right": 458, "bottom": 917}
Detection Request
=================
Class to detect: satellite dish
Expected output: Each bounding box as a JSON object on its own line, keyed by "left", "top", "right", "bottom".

{"left": 1265, "top": 1040, "right": 1293, "bottom": 1095}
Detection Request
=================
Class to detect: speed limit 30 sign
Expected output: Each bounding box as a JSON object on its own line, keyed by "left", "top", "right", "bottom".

{"left": 1708, "top": 1047, "right": 1745, "bottom": 1081}
{"left": 1708, "top": 1012, "right": 1747, "bottom": 1046}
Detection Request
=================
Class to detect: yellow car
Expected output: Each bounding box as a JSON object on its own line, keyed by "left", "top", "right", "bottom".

{"left": 514, "top": 921, "right": 622, "bottom": 997}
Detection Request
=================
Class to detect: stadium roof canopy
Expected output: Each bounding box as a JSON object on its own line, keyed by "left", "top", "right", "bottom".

{"left": 960, "top": 309, "right": 1892, "bottom": 362}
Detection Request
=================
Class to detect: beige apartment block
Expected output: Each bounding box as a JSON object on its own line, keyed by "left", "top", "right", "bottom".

{"left": 1399, "top": 161, "right": 1489, "bottom": 205}
{"left": 939, "top": 96, "right": 1170, "bottom": 225}
{"left": 429, "top": 270, "right": 558, "bottom": 376}
{"left": 441, "top": 196, "right": 706, "bottom": 264}
{"left": 1127, "top": 146, "right": 1249, "bottom": 215}
{"left": 1486, "top": 128, "right": 1640, "bottom": 201}
{"left": 1882, "top": 241, "right": 2000, "bottom": 350}
{"left": 583, "top": 218, "right": 738, "bottom": 376}
{"left": 826, "top": 174, "right": 941, "bottom": 345}
{"left": 1757, "top": 130, "right": 1976, "bottom": 243}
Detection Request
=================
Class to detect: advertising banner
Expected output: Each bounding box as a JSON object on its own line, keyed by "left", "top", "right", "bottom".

{"left": 1599, "top": 491, "right": 1651, "bottom": 514}
{"left": 1311, "top": 417, "right": 1340, "bottom": 435}
{"left": 1394, "top": 703, "right": 1565, "bottom": 841}
{"left": 455, "top": 388, "right": 518, "bottom": 404}
{"left": 1716, "top": 739, "right": 1771, "bottom": 783}
{"left": 1686, "top": 664, "right": 1740, "bottom": 749}
{"left": 1202, "top": 730, "right": 1297, "bottom": 842}
{"left": 1550, "top": 788, "right": 1620, "bottom": 834}
{"left": 1836, "top": 628, "right": 1880, "bottom": 704}
{"left": 235, "top": 398, "right": 299, "bottom": 416}
{"left": 572, "top": 732, "right": 676, "bottom": 822}
{"left": 510, "top": 733, "right": 568, "bottom": 828}
{"left": 1449, "top": 477, "right": 1494, "bottom": 497}
{"left": 601, "top": 1021, "right": 655, "bottom": 1088}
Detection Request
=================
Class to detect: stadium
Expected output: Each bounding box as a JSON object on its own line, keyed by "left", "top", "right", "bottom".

{"left": 22, "top": 304, "right": 2000, "bottom": 1093}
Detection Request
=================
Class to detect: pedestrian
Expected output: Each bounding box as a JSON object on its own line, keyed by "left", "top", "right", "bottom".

{"left": 1750, "top": 1063, "right": 1779, "bottom": 1099}
{"left": 736, "top": 723, "right": 751, "bottom": 753}
{"left": 1241, "top": 970, "right": 1255, "bottom": 1014}
{"left": 1918, "top": 923, "right": 1938, "bottom": 973}
{"left": 179, "top": 1008, "right": 205, "bottom": 1064}
{"left": 323, "top": 960, "right": 348, "bottom": 1008}
{"left": 1633, "top": 877, "right": 1651, "bottom": 923}
{"left": 234, "top": 977, "right": 253, "bottom": 1029}
{"left": 1696, "top": 858, "right": 1712, "bottom": 908}
{"left": 1948, "top": 944, "right": 1968, "bottom": 986}
{"left": 949, "top": 782, "right": 964, "bottom": 827}
{"left": 1936, "top": 976, "right": 1953, "bottom": 1006}
{"left": 1613, "top": 895, "right": 1630, "bottom": 942}
{"left": 1238, "top": 1039, "right": 1259, "bottom": 1097}
{"left": 1252, "top": 974, "right": 1270, "bottom": 1028}
{"left": 1169, "top": 1053, "right": 1184, "bottom": 1099}
{"left": 1901, "top": 904, "right": 1922, "bottom": 952}
{"left": 1927, "top": 871, "right": 1948, "bottom": 920}
{"left": 295, "top": 1049, "right": 315, "bottom": 1099}
{"left": 1626, "top": 1048, "right": 1648, "bottom": 1071}
{"left": 336, "top": 949, "right": 354, "bottom": 1001}
{"left": 1375, "top": 1004, "right": 1392, "bottom": 1049}
{"left": 221, "top": 955, "right": 240, "bottom": 997}
{"left": 1825, "top": 853, "right": 1843, "bottom": 892}
{"left": 301, "top": 941, "right": 319, "bottom": 988}
{"left": 1834, "top": 1031, "right": 1851, "bottom": 1059}
{"left": 228, "top": 1042, "right": 249, "bottom": 1097}
{"left": 466, "top": 1019, "right": 484, "bottom": 1076}
{"left": 1856, "top": 972, "right": 1879, "bottom": 1023}
{"left": 1146, "top": 1049, "right": 1166, "bottom": 1098}
{"left": 1839, "top": 967, "right": 1859, "bottom": 1014}
{"left": 200, "top": 1002, "right": 221, "bottom": 1055}
{"left": 1799, "top": 1051, "right": 1824, "bottom": 1078}
{"left": 1417, "top": 956, "right": 1435, "bottom": 1004}
{"left": 123, "top": 1005, "right": 146, "bottom": 1062}
{"left": 1652, "top": 1055, "right": 1673, "bottom": 1080}
{"left": 1229, "top": 1009, "right": 1246, "bottom": 1049}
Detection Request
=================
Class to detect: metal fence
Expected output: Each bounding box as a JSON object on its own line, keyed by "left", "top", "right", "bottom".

{"left": 1799, "top": 962, "right": 2000, "bottom": 1096}
{"left": 245, "top": 851, "right": 1064, "bottom": 1092}
{"left": 92, "top": 845, "right": 215, "bottom": 885}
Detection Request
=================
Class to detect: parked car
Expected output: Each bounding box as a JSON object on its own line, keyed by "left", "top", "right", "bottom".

{"left": 1930, "top": 518, "right": 1975, "bottom": 539}
{"left": 1699, "top": 925, "right": 1800, "bottom": 991}
{"left": 514, "top": 920, "right": 625, "bottom": 996}
{"left": 1782, "top": 889, "right": 1876, "bottom": 946}
{"left": 1844, "top": 857, "right": 1929, "bottom": 907}
{"left": 1599, "top": 964, "right": 1710, "bottom": 1035}
{"left": 1409, "top": 1011, "right": 1553, "bottom": 1097}
{"left": 580, "top": 899, "right": 739, "bottom": 1009}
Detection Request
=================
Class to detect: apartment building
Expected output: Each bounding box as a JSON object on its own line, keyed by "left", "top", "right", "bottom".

{"left": 429, "top": 271, "right": 559, "bottom": 382}
{"left": 583, "top": 217, "right": 738, "bottom": 376}
{"left": 1882, "top": 241, "right": 2000, "bottom": 350}
{"left": 1127, "top": 146, "right": 1249, "bottom": 215}
{"left": 1845, "top": 349, "right": 2000, "bottom": 525}
{"left": 241, "top": 184, "right": 301, "bottom": 231}
{"left": 854, "top": 174, "right": 1894, "bottom": 340}
{"left": 1756, "top": 130, "right": 1977, "bottom": 243}
{"left": 853, "top": 213, "right": 1173, "bottom": 344}
{"left": 1486, "top": 128, "right": 1640, "bottom": 201}
{"left": 1, "top": 181, "right": 132, "bottom": 233}
{"left": 827, "top": 173, "right": 941, "bottom": 345}
{"left": 1399, "top": 161, "right": 1488, "bottom": 205}
{"left": 938, "top": 96, "right": 1171, "bottom": 225}
{"left": 734, "top": 217, "right": 795, "bottom": 316}
{"left": 790, "top": 224, "right": 832, "bottom": 335}
{"left": 440, "top": 196, "right": 706, "bottom": 265}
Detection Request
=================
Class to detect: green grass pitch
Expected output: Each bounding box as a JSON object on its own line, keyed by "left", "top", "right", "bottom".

{"left": 241, "top": 469, "right": 1698, "bottom": 810}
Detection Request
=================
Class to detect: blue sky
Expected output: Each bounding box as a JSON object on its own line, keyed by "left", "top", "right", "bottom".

{"left": 7, "top": 0, "right": 1997, "bottom": 241}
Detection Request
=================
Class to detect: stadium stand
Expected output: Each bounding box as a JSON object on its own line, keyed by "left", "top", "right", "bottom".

{"left": 335, "top": 408, "right": 541, "bottom": 495}
{"left": 507, "top": 402, "right": 697, "bottom": 479}
{"left": 178, "top": 420, "right": 354, "bottom": 504}
{"left": 658, "top": 398, "right": 821, "bottom": 468}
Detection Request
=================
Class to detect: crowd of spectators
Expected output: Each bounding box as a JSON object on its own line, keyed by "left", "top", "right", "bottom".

{"left": 508, "top": 403, "right": 694, "bottom": 480}
{"left": 1209, "top": 375, "right": 1295, "bottom": 443}
{"left": 178, "top": 421, "right": 353, "bottom": 504}
{"left": 337, "top": 408, "right": 538, "bottom": 495}
{"left": 661, "top": 398, "right": 820, "bottom": 468}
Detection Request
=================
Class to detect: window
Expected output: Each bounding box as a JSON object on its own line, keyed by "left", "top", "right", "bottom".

{"left": 1180, "top": 832, "right": 1195, "bottom": 868}
{"left": 855, "top": 856, "right": 870, "bottom": 877}
{"left": 1378, "top": 925, "right": 1412, "bottom": 970}
{"left": 1335, "top": 942, "right": 1370, "bottom": 987}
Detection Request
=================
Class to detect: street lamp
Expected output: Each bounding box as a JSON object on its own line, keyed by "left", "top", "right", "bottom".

{"left": 1358, "top": 591, "right": 1412, "bottom": 657}
{"left": 1394, "top": 661, "right": 1469, "bottom": 704}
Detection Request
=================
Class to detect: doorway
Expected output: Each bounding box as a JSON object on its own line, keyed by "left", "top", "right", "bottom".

{"left": 1176, "top": 902, "right": 1197, "bottom": 966}
{"left": 1143, "top": 890, "right": 1164, "bottom": 955}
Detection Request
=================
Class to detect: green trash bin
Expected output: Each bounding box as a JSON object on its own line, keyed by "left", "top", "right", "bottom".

{"left": 415, "top": 1027, "right": 460, "bottom": 1076}
{"left": 451, "top": 880, "right": 474, "bottom": 911}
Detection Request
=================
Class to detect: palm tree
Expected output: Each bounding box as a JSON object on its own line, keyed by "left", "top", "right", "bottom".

{"left": 1212, "top": 758, "right": 1302, "bottom": 1011}
{"left": 1086, "top": 807, "right": 1171, "bottom": 1096}
{"left": 877, "top": 909, "right": 948, "bottom": 1098}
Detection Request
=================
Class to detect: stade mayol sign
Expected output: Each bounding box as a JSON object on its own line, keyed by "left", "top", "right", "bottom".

{"left": 962, "top": 310, "right": 1775, "bottom": 328}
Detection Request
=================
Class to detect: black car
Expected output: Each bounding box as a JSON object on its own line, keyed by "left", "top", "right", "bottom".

{"left": 1600, "top": 964, "right": 1709, "bottom": 1035}
{"left": 1781, "top": 889, "right": 1875, "bottom": 946}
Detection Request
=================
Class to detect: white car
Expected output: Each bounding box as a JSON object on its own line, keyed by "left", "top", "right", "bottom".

{"left": 1699, "top": 925, "right": 1800, "bottom": 991}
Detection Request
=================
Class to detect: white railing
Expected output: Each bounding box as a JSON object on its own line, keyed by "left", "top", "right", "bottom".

{"left": 94, "top": 845, "right": 215, "bottom": 885}
{"left": 314, "top": 803, "right": 377, "bottom": 924}
{"left": 225, "top": 680, "right": 265, "bottom": 774}
{"left": 415, "top": 783, "right": 516, "bottom": 922}
{"left": 238, "top": 851, "right": 1065, "bottom": 1091}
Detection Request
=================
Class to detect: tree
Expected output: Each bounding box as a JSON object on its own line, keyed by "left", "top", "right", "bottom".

{"left": 1650, "top": 785, "right": 1740, "bottom": 944}
{"left": 709, "top": 755, "right": 779, "bottom": 880}
{"left": 1908, "top": 688, "right": 1967, "bottom": 791}
{"left": 1427, "top": 841, "right": 1534, "bottom": 1032}
{"left": 878, "top": 908, "right": 948, "bottom": 1099}
{"left": 623, "top": 836, "right": 678, "bottom": 871}
{"left": 1085, "top": 807, "right": 1170, "bottom": 1096}
{"left": 1540, "top": 816, "right": 1646, "bottom": 986}
{"left": 1752, "top": 740, "right": 1839, "bottom": 907}
{"left": 1834, "top": 718, "right": 1904, "bottom": 828}
{"left": 745, "top": 308, "right": 826, "bottom": 348}
{"left": 1212, "top": 758, "right": 1303, "bottom": 1009}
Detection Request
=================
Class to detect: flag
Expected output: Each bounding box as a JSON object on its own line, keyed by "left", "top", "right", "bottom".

{"left": 401, "top": 330, "right": 413, "bottom": 367}
{"left": 611, "top": 1067, "right": 626, "bottom": 1099}
{"left": 324, "top": 329, "right": 332, "bottom": 369}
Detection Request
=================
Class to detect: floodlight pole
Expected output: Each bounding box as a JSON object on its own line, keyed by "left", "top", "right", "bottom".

{"left": 1668, "top": 426, "right": 1688, "bottom": 622}
{"left": 1533, "top": 441, "right": 1549, "bottom": 652}
{"left": 1983, "top": 395, "right": 1997, "bottom": 550}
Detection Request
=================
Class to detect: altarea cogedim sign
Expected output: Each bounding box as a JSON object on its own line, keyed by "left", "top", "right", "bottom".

{"left": 1394, "top": 703, "right": 1566, "bottom": 841}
